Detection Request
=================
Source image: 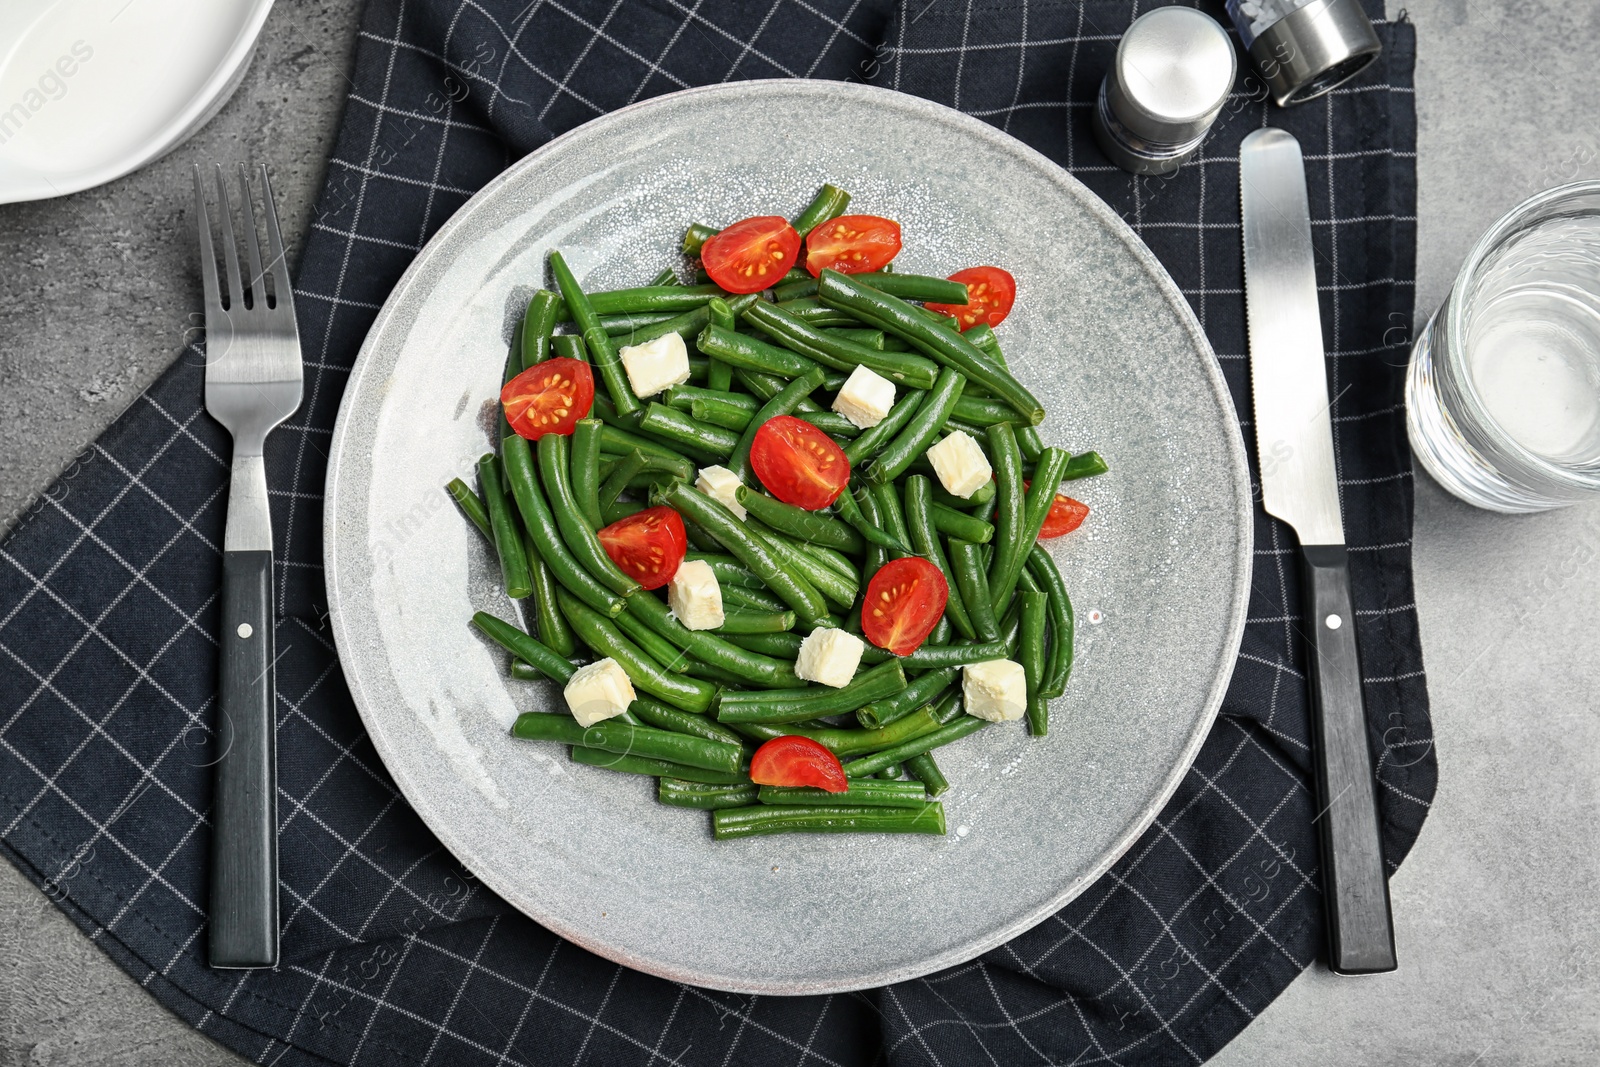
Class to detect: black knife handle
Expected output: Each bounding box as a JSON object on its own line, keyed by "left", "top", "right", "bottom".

{"left": 1300, "top": 544, "right": 1397, "bottom": 975}
{"left": 208, "top": 549, "right": 279, "bottom": 968}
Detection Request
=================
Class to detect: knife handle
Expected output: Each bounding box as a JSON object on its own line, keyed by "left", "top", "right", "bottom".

{"left": 209, "top": 548, "right": 279, "bottom": 968}
{"left": 1300, "top": 544, "right": 1397, "bottom": 975}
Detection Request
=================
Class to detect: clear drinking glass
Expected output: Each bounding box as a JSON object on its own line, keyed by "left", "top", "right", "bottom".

{"left": 1406, "top": 182, "right": 1600, "bottom": 512}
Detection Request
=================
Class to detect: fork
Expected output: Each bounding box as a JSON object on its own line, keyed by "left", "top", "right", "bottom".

{"left": 193, "top": 163, "right": 303, "bottom": 969}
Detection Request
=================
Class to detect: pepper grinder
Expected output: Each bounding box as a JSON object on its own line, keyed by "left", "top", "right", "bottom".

{"left": 1092, "top": 7, "right": 1237, "bottom": 177}
{"left": 1225, "top": 0, "right": 1382, "bottom": 107}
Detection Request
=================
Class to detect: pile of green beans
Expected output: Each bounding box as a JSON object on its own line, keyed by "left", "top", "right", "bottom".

{"left": 446, "top": 182, "right": 1107, "bottom": 838}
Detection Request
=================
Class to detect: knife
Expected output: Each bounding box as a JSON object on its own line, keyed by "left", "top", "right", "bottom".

{"left": 1239, "top": 127, "right": 1398, "bottom": 975}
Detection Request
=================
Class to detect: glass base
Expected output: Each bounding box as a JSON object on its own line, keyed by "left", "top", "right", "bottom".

{"left": 1405, "top": 315, "right": 1573, "bottom": 514}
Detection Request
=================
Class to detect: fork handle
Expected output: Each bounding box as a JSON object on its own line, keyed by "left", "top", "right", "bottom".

{"left": 209, "top": 456, "right": 279, "bottom": 968}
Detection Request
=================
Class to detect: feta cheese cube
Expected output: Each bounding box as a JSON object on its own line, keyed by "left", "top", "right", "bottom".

{"left": 795, "top": 626, "right": 865, "bottom": 689}
{"left": 962, "top": 659, "right": 1028, "bottom": 722}
{"left": 563, "top": 657, "right": 636, "bottom": 727}
{"left": 668, "top": 559, "right": 724, "bottom": 631}
{"left": 831, "top": 364, "right": 897, "bottom": 429}
{"left": 618, "top": 332, "right": 690, "bottom": 398}
{"left": 926, "top": 430, "right": 993, "bottom": 499}
{"left": 695, "top": 464, "right": 747, "bottom": 520}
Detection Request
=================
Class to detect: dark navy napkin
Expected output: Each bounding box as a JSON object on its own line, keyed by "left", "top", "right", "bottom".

{"left": 0, "top": 2, "right": 1434, "bottom": 1064}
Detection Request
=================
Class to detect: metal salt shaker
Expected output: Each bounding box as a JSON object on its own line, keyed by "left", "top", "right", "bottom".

{"left": 1092, "top": 7, "right": 1237, "bottom": 177}
{"left": 1226, "top": 0, "right": 1383, "bottom": 107}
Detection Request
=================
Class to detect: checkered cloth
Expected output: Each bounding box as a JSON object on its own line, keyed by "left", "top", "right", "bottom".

{"left": 0, "top": 1, "right": 1434, "bottom": 1064}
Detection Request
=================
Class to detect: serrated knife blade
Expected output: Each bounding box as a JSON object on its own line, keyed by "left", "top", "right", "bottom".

{"left": 1240, "top": 127, "right": 1398, "bottom": 975}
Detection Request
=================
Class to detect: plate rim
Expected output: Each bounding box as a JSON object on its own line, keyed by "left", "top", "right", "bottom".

{"left": 324, "top": 78, "right": 1253, "bottom": 995}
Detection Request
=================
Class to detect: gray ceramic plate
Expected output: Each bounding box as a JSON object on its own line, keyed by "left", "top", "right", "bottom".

{"left": 325, "top": 80, "right": 1251, "bottom": 995}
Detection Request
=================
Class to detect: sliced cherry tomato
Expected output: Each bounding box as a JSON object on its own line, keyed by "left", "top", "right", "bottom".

{"left": 501, "top": 357, "right": 594, "bottom": 439}
{"left": 748, "top": 415, "right": 851, "bottom": 510}
{"left": 804, "top": 214, "right": 902, "bottom": 277}
{"left": 1026, "top": 479, "right": 1090, "bottom": 539}
{"left": 924, "top": 266, "right": 1017, "bottom": 331}
{"left": 596, "top": 506, "right": 687, "bottom": 590}
{"left": 700, "top": 216, "right": 801, "bottom": 294}
{"left": 861, "top": 557, "right": 948, "bottom": 657}
{"left": 749, "top": 736, "right": 848, "bottom": 792}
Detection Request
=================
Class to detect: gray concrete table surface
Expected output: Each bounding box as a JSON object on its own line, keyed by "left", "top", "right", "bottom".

{"left": 2, "top": 0, "right": 1597, "bottom": 1063}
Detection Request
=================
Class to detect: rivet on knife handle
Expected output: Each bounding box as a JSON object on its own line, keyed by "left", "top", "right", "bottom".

{"left": 1239, "top": 128, "right": 1397, "bottom": 975}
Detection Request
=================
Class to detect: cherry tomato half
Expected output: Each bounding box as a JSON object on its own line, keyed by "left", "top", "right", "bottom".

{"left": 925, "top": 266, "right": 1017, "bottom": 331}
{"left": 861, "top": 556, "right": 948, "bottom": 657}
{"left": 749, "top": 736, "right": 848, "bottom": 792}
{"left": 804, "top": 214, "right": 902, "bottom": 277}
{"left": 748, "top": 415, "right": 851, "bottom": 510}
{"left": 596, "top": 506, "right": 687, "bottom": 590}
{"left": 1026, "top": 479, "right": 1090, "bottom": 539}
{"left": 501, "top": 357, "right": 595, "bottom": 439}
{"left": 701, "top": 216, "right": 801, "bottom": 294}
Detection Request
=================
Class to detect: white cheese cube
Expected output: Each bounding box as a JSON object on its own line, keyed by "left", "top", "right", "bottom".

{"left": 618, "top": 332, "right": 690, "bottom": 398}
{"left": 668, "top": 559, "right": 724, "bottom": 631}
{"left": 831, "top": 364, "right": 897, "bottom": 429}
{"left": 695, "top": 464, "right": 747, "bottom": 520}
{"left": 795, "top": 626, "right": 865, "bottom": 689}
{"left": 926, "top": 430, "right": 993, "bottom": 499}
{"left": 563, "top": 657, "right": 636, "bottom": 727}
{"left": 962, "top": 659, "right": 1028, "bottom": 722}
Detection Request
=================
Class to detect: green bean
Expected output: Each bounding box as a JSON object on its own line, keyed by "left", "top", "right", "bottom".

{"left": 798, "top": 411, "right": 862, "bottom": 439}
{"left": 991, "top": 447, "right": 1071, "bottom": 615}
{"left": 570, "top": 745, "right": 746, "bottom": 785}
{"left": 842, "top": 391, "right": 924, "bottom": 469}
{"left": 832, "top": 483, "right": 909, "bottom": 553}
{"left": 857, "top": 666, "right": 956, "bottom": 730}
{"left": 843, "top": 715, "right": 988, "bottom": 777}
{"left": 727, "top": 705, "right": 940, "bottom": 757}
{"left": 965, "top": 323, "right": 1003, "bottom": 362}
{"left": 726, "top": 366, "right": 826, "bottom": 483}
{"left": 928, "top": 503, "right": 992, "bottom": 545}
{"left": 555, "top": 591, "right": 716, "bottom": 713}
{"left": 867, "top": 480, "right": 912, "bottom": 556}
{"left": 711, "top": 803, "right": 946, "bottom": 839}
{"left": 792, "top": 182, "right": 851, "bottom": 237}
{"left": 1017, "top": 589, "right": 1050, "bottom": 736}
{"left": 931, "top": 476, "right": 997, "bottom": 511}
{"left": 685, "top": 554, "right": 780, "bottom": 599}
{"left": 683, "top": 222, "right": 717, "bottom": 256}
{"left": 715, "top": 585, "right": 778, "bottom": 614}
{"left": 867, "top": 367, "right": 966, "bottom": 484}
{"left": 716, "top": 661, "right": 907, "bottom": 724}
{"left": 446, "top": 477, "right": 491, "bottom": 540}
{"left": 668, "top": 384, "right": 758, "bottom": 416}
{"left": 471, "top": 612, "right": 576, "bottom": 683}
{"left": 551, "top": 333, "right": 587, "bottom": 362}
{"left": 985, "top": 422, "right": 1026, "bottom": 610}
{"left": 649, "top": 267, "right": 678, "bottom": 287}
{"left": 748, "top": 523, "right": 857, "bottom": 612}
{"left": 758, "top": 781, "right": 930, "bottom": 808}
{"left": 795, "top": 538, "right": 857, "bottom": 582}
{"left": 948, "top": 539, "right": 1000, "bottom": 642}
{"left": 597, "top": 449, "right": 647, "bottom": 511}
{"left": 601, "top": 500, "right": 646, "bottom": 525}
{"left": 950, "top": 395, "right": 1023, "bottom": 428}
{"left": 538, "top": 434, "right": 640, "bottom": 598}
{"left": 723, "top": 631, "right": 803, "bottom": 659}
{"left": 859, "top": 637, "right": 1009, "bottom": 668}
{"left": 591, "top": 414, "right": 695, "bottom": 480}
{"left": 696, "top": 323, "right": 821, "bottom": 379}
{"left": 1063, "top": 450, "right": 1110, "bottom": 481}
{"left": 714, "top": 610, "right": 796, "bottom": 635}
{"left": 521, "top": 290, "right": 561, "bottom": 370}
{"left": 1016, "top": 424, "right": 1045, "bottom": 462}
{"left": 659, "top": 780, "right": 758, "bottom": 809}
{"left": 741, "top": 301, "right": 940, "bottom": 389}
{"left": 620, "top": 586, "right": 804, "bottom": 689}
{"left": 635, "top": 403, "right": 739, "bottom": 463}
{"left": 876, "top": 764, "right": 904, "bottom": 780}
{"left": 549, "top": 251, "right": 640, "bottom": 418}
{"left": 607, "top": 291, "right": 759, "bottom": 350}
{"left": 773, "top": 272, "right": 969, "bottom": 305}
{"left": 611, "top": 605, "right": 692, "bottom": 673}
{"left": 904, "top": 752, "right": 949, "bottom": 797}
{"left": 733, "top": 487, "right": 863, "bottom": 552}
{"left": 816, "top": 269, "right": 1043, "bottom": 423}
{"left": 1028, "top": 545, "right": 1075, "bottom": 698}
{"left": 931, "top": 688, "right": 967, "bottom": 724}
{"left": 553, "top": 283, "right": 727, "bottom": 320}
{"left": 629, "top": 697, "right": 747, "bottom": 748}
{"left": 904, "top": 475, "right": 975, "bottom": 640}
{"left": 521, "top": 528, "right": 578, "bottom": 656}
{"left": 683, "top": 658, "right": 755, "bottom": 687}
{"left": 855, "top": 483, "right": 890, "bottom": 582}
{"left": 514, "top": 711, "right": 740, "bottom": 772}
{"left": 570, "top": 419, "right": 605, "bottom": 529}
{"left": 477, "top": 454, "right": 532, "bottom": 600}
{"left": 596, "top": 311, "right": 675, "bottom": 335}
{"left": 826, "top": 327, "right": 885, "bottom": 349}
